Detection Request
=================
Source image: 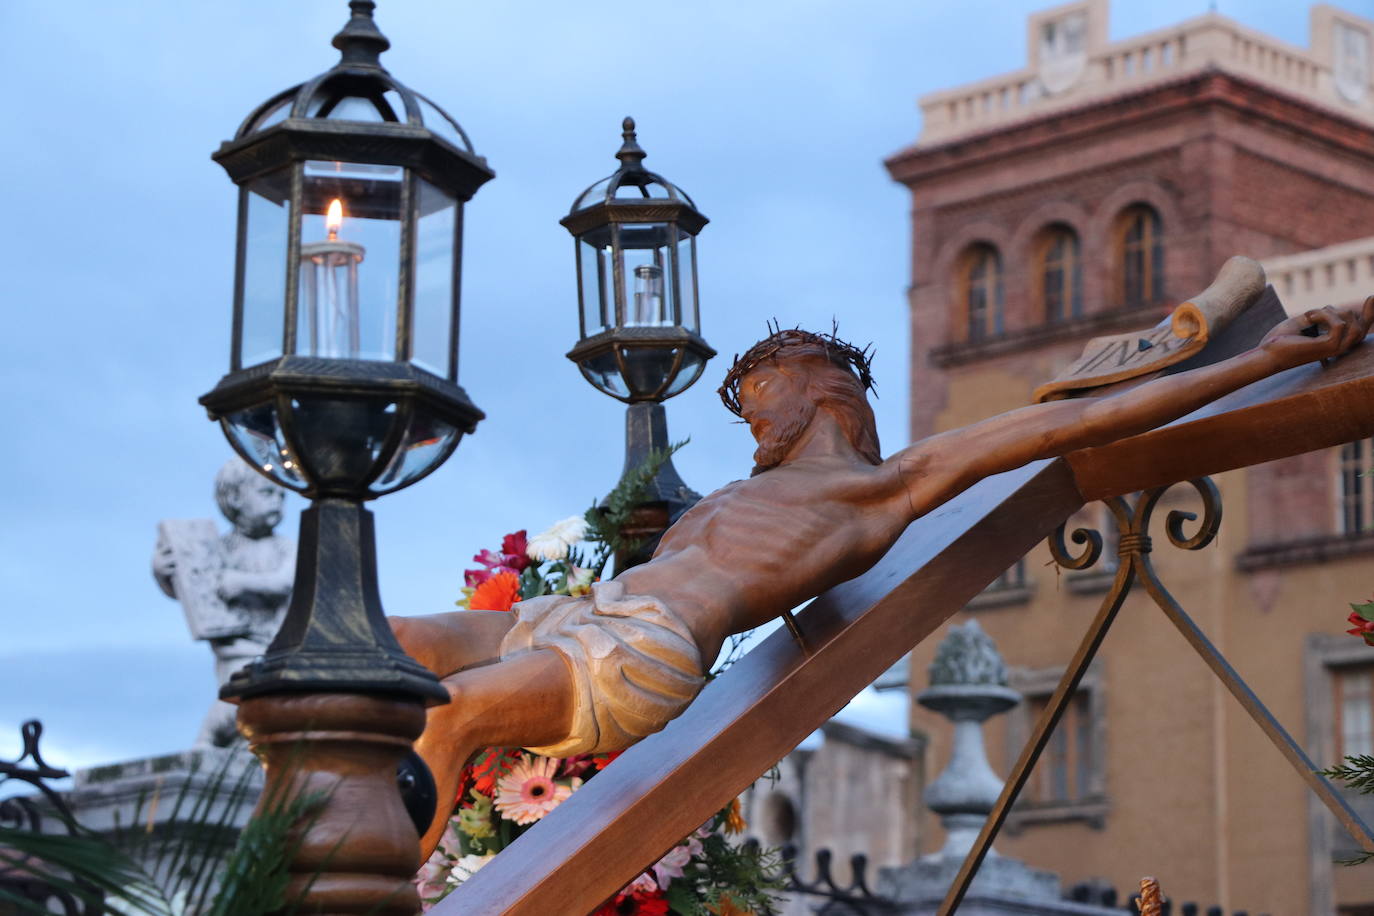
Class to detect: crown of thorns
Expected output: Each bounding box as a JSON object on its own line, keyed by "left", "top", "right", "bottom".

{"left": 718, "top": 323, "right": 876, "bottom": 416}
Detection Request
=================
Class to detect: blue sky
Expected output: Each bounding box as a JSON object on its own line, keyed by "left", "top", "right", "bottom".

{"left": 0, "top": 0, "right": 1352, "bottom": 772}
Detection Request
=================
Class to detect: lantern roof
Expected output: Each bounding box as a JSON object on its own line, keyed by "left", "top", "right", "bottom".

{"left": 219, "top": 1, "right": 492, "bottom": 196}
{"left": 569, "top": 118, "right": 700, "bottom": 213}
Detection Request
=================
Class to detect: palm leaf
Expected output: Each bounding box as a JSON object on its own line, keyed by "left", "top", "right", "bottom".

{"left": 1, "top": 745, "right": 334, "bottom": 916}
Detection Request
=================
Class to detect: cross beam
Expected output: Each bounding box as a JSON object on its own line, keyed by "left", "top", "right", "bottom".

{"left": 437, "top": 338, "right": 1374, "bottom": 916}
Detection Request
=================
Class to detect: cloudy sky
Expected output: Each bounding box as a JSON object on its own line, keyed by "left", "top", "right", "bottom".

{"left": 0, "top": 0, "right": 1340, "bottom": 773}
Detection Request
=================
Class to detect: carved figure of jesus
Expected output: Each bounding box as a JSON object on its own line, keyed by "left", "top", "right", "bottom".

{"left": 154, "top": 459, "right": 295, "bottom": 747}
{"left": 393, "top": 301, "right": 1373, "bottom": 854}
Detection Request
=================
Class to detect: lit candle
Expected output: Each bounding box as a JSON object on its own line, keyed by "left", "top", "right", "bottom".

{"left": 300, "top": 198, "right": 366, "bottom": 358}
{"left": 326, "top": 198, "right": 343, "bottom": 241}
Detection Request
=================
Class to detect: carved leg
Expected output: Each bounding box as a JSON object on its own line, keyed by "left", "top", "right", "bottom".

{"left": 388, "top": 609, "right": 515, "bottom": 678}
{"left": 415, "top": 648, "right": 576, "bottom": 859}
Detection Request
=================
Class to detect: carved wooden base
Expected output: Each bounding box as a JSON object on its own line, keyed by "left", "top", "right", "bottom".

{"left": 237, "top": 692, "right": 426, "bottom": 915}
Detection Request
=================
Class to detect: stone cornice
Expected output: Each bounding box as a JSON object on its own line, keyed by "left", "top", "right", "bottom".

{"left": 886, "top": 69, "right": 1374, "bottom": 188}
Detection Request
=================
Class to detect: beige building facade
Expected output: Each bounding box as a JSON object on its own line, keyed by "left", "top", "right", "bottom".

{"left": 886, "top": 2, "right": 1374, "bottom": 913}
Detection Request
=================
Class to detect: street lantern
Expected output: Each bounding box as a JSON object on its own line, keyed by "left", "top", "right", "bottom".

{"left": 562, "top": 119, "right": 714, "bottom": 567}
{"left": 562, "top": 117, "right": 714, "bottom": 402}
{"left": 199, "top": 0, "right": 492, "bottom": 703}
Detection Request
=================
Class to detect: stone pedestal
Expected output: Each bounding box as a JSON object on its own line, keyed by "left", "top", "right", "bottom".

{"left": 878, "top": 622, "right": 1118, "bottom": 915}
{"left": 65, "top": 746, "right": 261, "bottom": 835}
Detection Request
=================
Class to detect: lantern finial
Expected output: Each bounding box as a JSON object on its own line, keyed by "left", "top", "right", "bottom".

{"left": 615, "top": 116, "right": 647, "bottom": 169}
{"left": 332, "top": 0, "right": 391, "bottom": 69}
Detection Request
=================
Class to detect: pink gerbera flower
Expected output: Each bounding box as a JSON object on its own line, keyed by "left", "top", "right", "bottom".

{"left": 494, "top": 756, "right": 574, "bottom": 825}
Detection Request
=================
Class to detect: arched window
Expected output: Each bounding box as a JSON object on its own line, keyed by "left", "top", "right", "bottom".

{"left": 1116, "top": 204, "right": 1164, "bottom": 307}
{"left": 1039, "top": 225, "right": 1082, "bottom": 322}
{"left": 962, "top": 244, "right": 1003, "bottom": 341}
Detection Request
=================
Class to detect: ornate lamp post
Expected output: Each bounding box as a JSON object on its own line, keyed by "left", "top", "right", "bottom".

{"left": 561, "top": 118, "right": 714, "bottom": 566}
{"left": 199, "top": 3, "right": 491, "bottom": 911}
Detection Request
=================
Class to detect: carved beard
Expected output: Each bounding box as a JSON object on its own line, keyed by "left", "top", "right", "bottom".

{"left": 750, "top": 400, "right": 818, "bottom": 473}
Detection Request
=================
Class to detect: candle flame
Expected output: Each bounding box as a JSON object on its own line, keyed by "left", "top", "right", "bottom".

{"left": 326, "top": 198, "right": 344, "bottom": 240}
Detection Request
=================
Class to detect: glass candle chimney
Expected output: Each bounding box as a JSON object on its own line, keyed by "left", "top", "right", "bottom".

{"left": 300, "top": 198, "right": 366, "bottom": 357}
{"left": 632, "top": 263, "right": 665, "bottom": 325}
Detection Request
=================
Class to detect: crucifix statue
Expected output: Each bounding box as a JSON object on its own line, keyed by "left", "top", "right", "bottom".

{"left": 394, "top": 291, "right": 1373, "bottom": 857}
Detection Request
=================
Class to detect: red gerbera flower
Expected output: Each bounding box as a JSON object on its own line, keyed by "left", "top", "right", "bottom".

{"left": 470, "top": 571, "right": 522, "bottom": 612}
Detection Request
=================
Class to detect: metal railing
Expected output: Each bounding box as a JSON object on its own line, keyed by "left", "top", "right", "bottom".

{"left": 937, "top": 478, "right": 1373, "bottom": 914}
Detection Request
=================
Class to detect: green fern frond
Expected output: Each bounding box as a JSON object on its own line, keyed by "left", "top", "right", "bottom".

{"left": 584, "top": 439, "right": 688, "bottom": 575}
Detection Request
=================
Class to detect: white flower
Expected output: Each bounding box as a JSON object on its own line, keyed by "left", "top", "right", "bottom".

{"left": 448, "top": 852, "right": 497, "bottom": 886}
{"left": 527, "top": 515, "right": 589, "bottom": 562}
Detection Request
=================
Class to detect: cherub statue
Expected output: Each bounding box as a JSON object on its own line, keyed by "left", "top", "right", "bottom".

{"left": 392, "top": 301, "right": 1374, "bottom": 854}
{"left": 153, "top": 459, "right": 295, "bottom": 747}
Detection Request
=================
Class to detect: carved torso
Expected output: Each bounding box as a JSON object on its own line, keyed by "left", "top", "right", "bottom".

{"left": 617, "top": 454, "right": 913, "bottom": 659}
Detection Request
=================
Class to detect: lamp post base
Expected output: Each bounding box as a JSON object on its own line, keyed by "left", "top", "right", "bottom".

{"left": 237, "top": 691, "right": 426, "bottom": 915}
{"left": 222, "top": 499, "right": 448, "bottom": 704}
{"left": 613, "top": 402, "right": 701, "bottom": 571}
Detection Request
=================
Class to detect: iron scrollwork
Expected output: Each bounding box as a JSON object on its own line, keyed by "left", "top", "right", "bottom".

{"left": 779, "top": 843, "right": 898, "bottom": 914}
{"left": 0, "top": 720, "right": 102, "bottom": 915}
{"left": 938, "top": 478, "right": 1371, "bottom": 915}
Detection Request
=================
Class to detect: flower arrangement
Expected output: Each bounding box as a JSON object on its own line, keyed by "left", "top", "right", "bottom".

{"left": 1349, "top": 598, "right": 1374, "bottom": 646}
{"left": 417, "top": 741, "right": 778, "bottom": 915}
{"left": 416, "top": 446, "right": 782, "bottom": 913}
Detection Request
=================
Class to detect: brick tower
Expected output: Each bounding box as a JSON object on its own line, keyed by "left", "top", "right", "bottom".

{"left": 886, "top": 2, "right": 1374, "bottom": 912}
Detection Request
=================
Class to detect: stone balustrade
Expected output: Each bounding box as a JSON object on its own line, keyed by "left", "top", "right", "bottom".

{"left": 1262, "top": 236, "right": 1374, "bottom": 315}
{"left": 915, "top": 1, "right": 1373, "bottom": 144}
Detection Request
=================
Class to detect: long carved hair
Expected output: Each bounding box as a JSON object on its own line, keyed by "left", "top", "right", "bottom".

{"left": 795, "top": 356, "right": 882, "bottom": 466}
{"left": 747, "top": 354, "right": 882, "bottom": 474}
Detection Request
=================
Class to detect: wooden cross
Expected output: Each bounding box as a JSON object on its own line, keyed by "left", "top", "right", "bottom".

{"left": 437, "top": 315, "right": 1374, "bottom": 916}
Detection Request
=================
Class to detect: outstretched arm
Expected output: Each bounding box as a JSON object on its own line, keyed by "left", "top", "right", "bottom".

{"left": 899, "top": 301, "right": 1374, "bottom": 510}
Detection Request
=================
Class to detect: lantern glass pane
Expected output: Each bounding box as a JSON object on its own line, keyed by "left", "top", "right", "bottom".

{"left": 289, "top": 396, "right": 400, "bottom": 490}
{"left": 619, "top": 345, "right": 675, "bottom": 398}
{"left": 582, "top": 350, "right": 631, "bottom": 399}
{"left": 380, "top": 90, "right": 406, "bottom": 121}
{"left": 412, "top": 179, "right": 456, "bottom": 377}
{"left": 664, "top": 350, "right": 706, "bottom": 398}
{"left": 415, "top": 94, "right": 470, "bottom": 150}
{"left": 573, "top": 177, "right": 612, "bottom": 210}
{"left": 618, "top": 223, "right": 676, "bottom": 328}
{"left": 223, "top": 404, "right": 306, "bottom": 489}
{"left": 578, "top": 235, "right": 611, "bottom": 338}
{"left": 297, "top": 160, "right": 403, "bottom": 361}
{"left": 325, "top": 95, "right": 387, "bottom": 122}
{"left": 370, "top": 410, "right": 459, "bottom": 494}
{"left": 241, "top": 172, "right": 290, "bottom": 367}
{"left": 247, "top": 97, "right": 292, "bottom": 134}
{"left": 676, "top": 232, "right": 699, "bottom": 332}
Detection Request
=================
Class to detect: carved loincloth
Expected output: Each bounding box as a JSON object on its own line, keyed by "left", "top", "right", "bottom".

{"left": 498, "top": 580, "right": 705, "bottom": 756}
